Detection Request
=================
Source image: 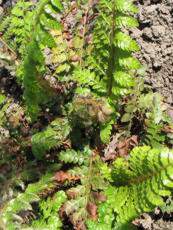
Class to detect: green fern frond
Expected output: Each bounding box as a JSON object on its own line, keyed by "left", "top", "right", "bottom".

{"left": 23, "top": 40, "right": 48, "bottom": 121}
{"left": 22, "top": 0, "right": 63, "bottom": 120}
{"left": 101, "top": 146, "right": 173, "bottom": 227}
{"left": 59, "top": 149, "right": 90, "bottom": 165}
{"left": 116, "top": 14, "right": 139, "bottom": 28}
{"left": 114, "top": 31, "right": 139, "bottom": 52}
{"left": 115, "top": 0, "right": 138, "bottom": 13}
{"left": 32, "top": 118, "right": 71, "bottom": 159}
{"left": 32, "top": 191, "right": 67, "bottom": 229}
{"left": 0, "top": 1, "right": 34, "bottom": 55}
{"left": 85, "top": 0, "right": 142, "bottom": 111}
{"left": 1, "top": 173, "right": 55, "bottom": 229}
{"left": 100, "top": 119, "right": 114, "bottom": 143}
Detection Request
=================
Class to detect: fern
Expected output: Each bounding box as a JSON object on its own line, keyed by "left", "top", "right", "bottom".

{"left": 71, "top": 0, "right": 142, "bottom": 143}
{"left": 32, "top": 190, "right": 67, "bottom": 229}
{"left": 2, "top": 1, "right": 173, "bottom": 229}
{"left": 57, "top": 148, "right": 107, "bottom": 227}
{"left": 89, "top": 146, "right": 173, "bottom": 229}
{"left": 59, "top": 149, "right": 89, "bottom": 165}
{"left": 1, "top": 173, "right": 55, "bottom": 229}
{"left": 88, "top": 0, "right": 141, "bottom": 97}
{"left": 0, "top": 0, "right": 34, "bottom": 55}
{"left": 22, "top": 0, "right": 63, "bottom": 121}
{"left": 32, "top": 118, "right": 71, "bottom": 159}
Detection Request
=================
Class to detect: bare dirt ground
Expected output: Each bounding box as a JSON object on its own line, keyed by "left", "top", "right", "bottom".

{"left": 135, "top": 1, "right": 173, "bottom": 229}
{"left": 132, "top": 0, "right": 173, "bottom": 105}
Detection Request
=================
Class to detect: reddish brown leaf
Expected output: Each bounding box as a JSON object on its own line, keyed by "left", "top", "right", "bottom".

{"left": 87, "top": 202, "right": 98, "bottom": 220}
{"left": 92, "top": 192, "right": 107, "bottom": 202}
{"left": 70, "top": 55, "right": 80, "bottom": 62}
{"left": 66, "top": 190, "right": 78, "bottom": 199}
{"left": 104, "top": 135, "right": 139, "bottom": 161}
{"left": 54, "top": 171, "right": 80, "bottom": 183}
{"left": 162, "top": 125, "right": 173, "bottom": 134}
{"left": 75, "top": 221, "right": 87, "bottom": 230}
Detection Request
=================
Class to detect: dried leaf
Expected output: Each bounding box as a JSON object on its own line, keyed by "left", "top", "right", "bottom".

{"left": 54, "top": 171, "right": 80, "bottom": 183}
{"left": 87, "top": 202, "right": 97, "bottom": 220}
{"left": 92, "top": 192, "right": 107, "bottom": 202}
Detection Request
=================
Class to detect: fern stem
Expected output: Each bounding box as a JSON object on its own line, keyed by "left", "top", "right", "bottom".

{"left": 107, "top": 1, "right": 116, "bottom": 96}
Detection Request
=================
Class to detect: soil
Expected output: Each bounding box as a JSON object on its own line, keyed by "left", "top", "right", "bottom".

{"left": 134, "top": 1, "right": 173, "bottom": 228}
{"left": 132, "top": 0, "right": 173, "bottom": 105}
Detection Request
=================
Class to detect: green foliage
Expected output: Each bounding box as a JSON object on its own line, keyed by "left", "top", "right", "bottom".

{"left": 88, "top": 0, "right": 141, "bottom": 98}
{"left": 100, "top": 119, "right": 114, "bottom": 144}
{"left": 22, "top": 0, "right": 63, "bottom": 121}
{"left": 97, "top": 146, "right": 173, "bottom": 228}
{"left": 160, "top": 196, "right": 173, "bottom": 214}
{"left": 87, "top": 202, "right": 115, "bottom": 230}
{"left": 0, "top": 0, "right": 34, "bottom": 55}
{"left": 58, "top": 148, "right": 108, "bottom": 226}
{"left": 32, "top": 191, "right": 67, "bottom": 229}
{"left": 59, "top": 149, "right": 89, "bottom": 165}
{"left": 32, "top": 118, "right": 71, "bottom": 159}
{"left": 1, "top": 173, "right": 55, "bottom": 229}
{"left": 1, "top": 0, "right": 173, "bottom": 229}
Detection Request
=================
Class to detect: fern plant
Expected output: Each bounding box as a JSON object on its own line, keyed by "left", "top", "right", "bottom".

{"left": 32, "top": 190, "right": 67, "bottom": 229}
{"left": 32, "top": 117, "right": 71, "bottom": 159}
{"left": 88, "top": 146, "right": 173, "bottom": 229}
{"left": 69, "top": 0, "right": 143, "bottom": 143}
{"left": 1, "top": 172, "right": 56, "bottom": 229}
{"left": 88, "top": 0, "right": 141, "bottom": 97}
{"left": 0, "top": 0, "right": 34, "bottom": 56}
{"left": 58, "top": 147, "right": 108, "bottom": 228}
{"left": 23, "top": 0, "right": 64, "bottom": 121}
{"left": 1, "top": 0, "right": 173, "bottom": 229}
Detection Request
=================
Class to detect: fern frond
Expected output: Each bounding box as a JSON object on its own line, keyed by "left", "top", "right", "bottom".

{"left": 22, "top": 0, "right": 63, "bottom": 120}
{"left": 102, "top": 146, "right": 173, "bottom": 227}
{"left": 115, "top": 0, "right": 138, "bottom": 13}
{"left": 0, "top": 0, "right": 34, "bottom": 56}
{"left": 100, "top": 119, "right": 114, "bottom": 144}
{"left": 116, "top": 14, "right": 139, "bottom": 28}
{"left": 114, "top": 31, "right": 139, "bottom": 52}
{"left": 32, "top": 190, "right": 67, "bottom": 229}
{"left": 59, "top": 149, "right": 90, "bottom": 165}
{"left": 32, "top": 118, "right": 71, "bottom": 159}
{"left": 1, "top": 173, "right": 55, "bottom": 229}
{"left": 89, "top": 0, "right": 141, "bottom": 100}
